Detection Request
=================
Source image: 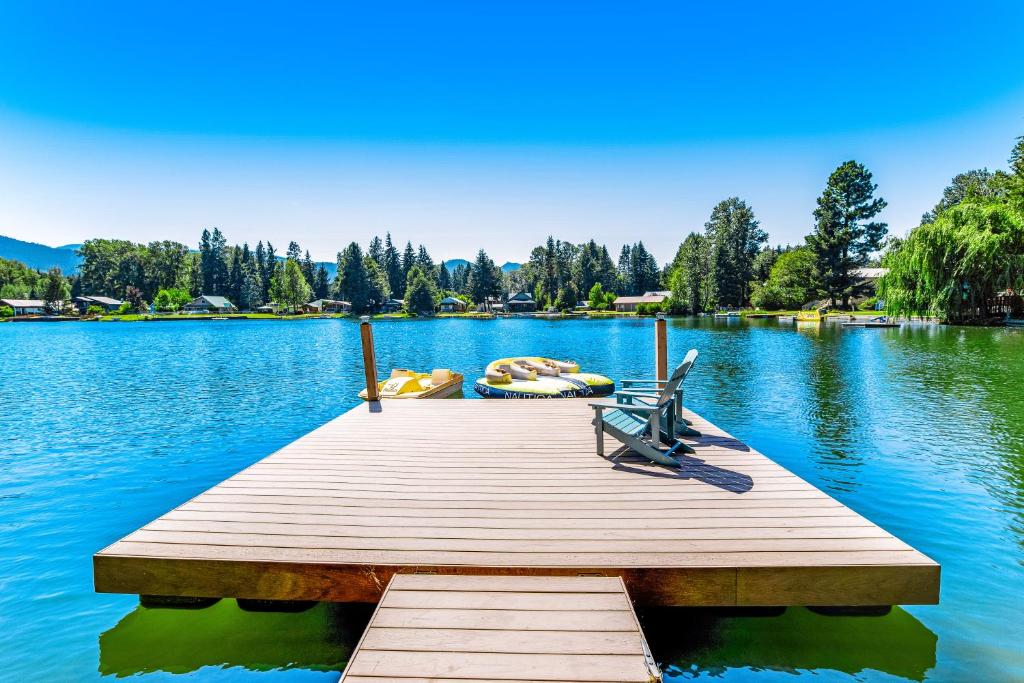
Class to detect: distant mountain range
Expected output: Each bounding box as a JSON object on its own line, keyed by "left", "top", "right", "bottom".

{"left": 0, "top": 234, "right": 523, "bottom": 277}
{"left": 441, "top": 259, "right": 521, "bottom": 273}
{"left": 0, "top": 235, "right": 81, "bottom": 273}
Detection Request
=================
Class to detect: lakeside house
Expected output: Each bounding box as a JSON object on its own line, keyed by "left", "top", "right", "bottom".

{"left": 1, "top": 298, "right": 48, "bottom": 316}
{"left": 73, "top": 296, "right": 122, "bottom": 314}
{"left": 613, "top": 292, "right": 667, "bottom": 312}
{"left": 505, "top": 291, "right": 537, "bottom": 313}
{"left": 439, "top": 296, "right": 467, "bottom": 313}
{"left": 182, "top": 295, "right": 237, "bottom": 314}
{"left": 381, "top": 298, "right": 404, "bottom": 313}
{"left": 302, "top": 299, "right": 351, "bottom": 314}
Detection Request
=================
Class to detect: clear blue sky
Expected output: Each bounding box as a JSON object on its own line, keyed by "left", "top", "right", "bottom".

{"left": 2, "top": 1, "right": 1023, "bottom": 263}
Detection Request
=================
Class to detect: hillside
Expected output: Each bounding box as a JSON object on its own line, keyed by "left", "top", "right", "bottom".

{"left": 440, "top": 259, "right": 521, "bottom": 272}
{"left": 0, "top": 235, "right": 81, "bottom": 273}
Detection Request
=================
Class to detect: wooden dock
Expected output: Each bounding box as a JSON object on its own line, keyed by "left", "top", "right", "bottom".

{"left": 340, "top": 574, "right": 660, "bottom": 682}
{"left": 94, "top": 399, "right": 939, "bottom": 607}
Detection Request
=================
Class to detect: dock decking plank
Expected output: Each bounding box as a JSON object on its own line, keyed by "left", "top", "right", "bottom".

{"left": 339, "top": 575, "right": 660, "bottom": 683}
{"left": 94, "top": 399, "right": 939, "bottom": 606}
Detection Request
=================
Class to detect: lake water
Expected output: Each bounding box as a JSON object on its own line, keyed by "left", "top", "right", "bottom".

{"left": 1, "top": 317, "right": 1022, "bottom": 681}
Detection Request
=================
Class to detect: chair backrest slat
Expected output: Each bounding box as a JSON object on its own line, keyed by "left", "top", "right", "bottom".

{"left": 657, "top": 348, "right": 698, "bottom": 407}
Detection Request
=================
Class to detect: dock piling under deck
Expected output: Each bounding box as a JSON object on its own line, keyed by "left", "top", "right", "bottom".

{"left": 94, "top": 399, "right": 939, "bottom": 607}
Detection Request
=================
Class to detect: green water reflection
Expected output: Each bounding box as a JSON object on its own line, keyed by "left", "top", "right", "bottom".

{"left": 643, "top": 607, "right": 936, "bottom": 680}
{"left": 98, "top": 600, "right": 370, "bottom": 677}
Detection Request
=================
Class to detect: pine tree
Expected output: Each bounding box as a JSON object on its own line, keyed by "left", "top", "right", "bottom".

{"left": 41, "top": 267, "right": 70, "bottom": 313}
{"left": 363, "top": 256, "right": 389, "bottom": 309}
{"left": 200, "top": 227, "right": 229, "bottom": 295}
{"left": 263, "top": 242, "right": 278, "bottom": 303}
{"left": 228, "top": 247, "right": 243, "bottom": 304}
{"left": 367, "top": 236, "right": 384, "bottom": 264}
{"left": 669, "top": 232, "right": 712, "bottom": 314}
{"left": 286, "top": 241, "right": 301, "bottom": 261}
{"left": 617, "top": 245, "right": 633, "bottom": 294}
{"left": 301, "top": 250, "right": 316, "bottom": 290}
{"left": 239, "top": 258, "right": 264, "bottom": 310}
{"left": 705, "top": 198, "right": 766, "bottom": 308}
{"left": 806, "top": 162, "right": 887, "bottom": 308}
{"left": 468, "top": 249, "right": 501, "bottom": 307}
{"left": 334, "top": 242, "right": 372, "bottom": 313}
{"left": 401, "top": 241, "right": 416, "bottom": 285}
{"left": 313, "top": 264, "right": 329, "bottom": 299}
{"left": 383, "top": 233, "right": 403, "bottom": 297}
{"left": 254, "top": 241, "right": 267, "bottom": 298}
{"left": 437, "top": 261, "right": 452, "bottom": 291}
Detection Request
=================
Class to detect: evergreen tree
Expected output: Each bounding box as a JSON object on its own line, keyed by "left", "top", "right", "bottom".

{"left": 401, "top": 241, "right": 416, "bottom": 285}
{"left": 313, "top": 264, "right": 330, "bottom": 299}
{"left": 451, "top": 263, "right": 469, "bottom": 293}
{"left": 705, "top": 198, "right": 766, "bottom": 308}
{"left": 437, "top": 261, "right": 452, "bottom": 291}
{"left": 367, "top": 236, "right": 384, "bottom": 264}
{"left": 627, "top": 241, "right": 660, "bottom": 295}
{"left": 806, "top": 161, "right": 888, "bottom": 308}
{"left": 184, "top": 253, "right": 202, "bottom": 296}
{"left": 617, "top": 244, "right": 633, "bottom": 294}
{"left": 468, "top": 249, "right": 501, "bottom": 307}
{"left": 404, "top": 265, "right": 438, "bottom": 315}
{"left": 334, "top": 243, "right": 372, "bottom": 313}
{"left": 416, "top": 245, "right": 434, "bottom": 272}
{"left": 301, "top": 250, "right": 316, "bottom": 290}
{"left": 41, "top": 267, "right": 70, "bottom": 313}
{"left": 286, "top": 241, "right": 302, "bottom": 261}
{"left": 363, "top": 256, "right": 390, "bottom": 309}
{"left": 228, "top": 246, "right": 244, "bottom": 304}
{"left": 199, "top": 227, "right": 229, "bottom": 295}
{"left": 263, "top": 242, "right": 278, "bottom": 303}
{"left": 669, "top": 233, "right": 713, "bottom": 314}
{"left": 254, "top": 241, "right": 268, "bottom": 298}
{"left": 239, "top": 258, "right": 264, "bottom": 310}
{"left": 382, "top": 233, "right": 403, "bottom": 297}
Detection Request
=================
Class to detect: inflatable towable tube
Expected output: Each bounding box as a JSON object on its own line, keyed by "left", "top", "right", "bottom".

{"left": 474, "top": 357, "right": 614, "bottom": 399}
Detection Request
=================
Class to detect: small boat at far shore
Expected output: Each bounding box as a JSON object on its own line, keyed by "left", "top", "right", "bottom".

{"left": 359, "top": 368, "right": 464, "bottom": 400}
{"left": 842, "top": 316, "right": 899, "bottom": 328}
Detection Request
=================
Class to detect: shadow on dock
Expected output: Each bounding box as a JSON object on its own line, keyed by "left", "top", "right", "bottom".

{"left": 639, "top": 605, "right": 937, "bottom": 681}
{"left": 611, "top": 454, "right": 755, "bottom": 493}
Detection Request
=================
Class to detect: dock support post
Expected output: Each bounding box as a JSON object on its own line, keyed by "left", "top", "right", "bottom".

{"left": 655, "top": 312, "right": 667, "bottom": 382}
{"left": 360, "top": 316, "right": 379, "bottom": 402}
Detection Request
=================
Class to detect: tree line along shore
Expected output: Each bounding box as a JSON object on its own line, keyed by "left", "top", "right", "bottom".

{"left": 3, "top": 135, "right": 1023, "bottom": 324}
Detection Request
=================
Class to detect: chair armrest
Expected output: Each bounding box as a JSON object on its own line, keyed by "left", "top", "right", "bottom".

{"left": 608, "top": 402, "right": 660, "bottom": 414}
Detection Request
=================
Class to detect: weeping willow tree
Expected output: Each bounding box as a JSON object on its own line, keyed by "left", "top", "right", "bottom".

{"left": 879, "top": 202, "right": 1024, "bottom": 323}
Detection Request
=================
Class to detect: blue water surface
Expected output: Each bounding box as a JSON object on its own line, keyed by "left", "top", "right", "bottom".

{"left": 1, "top": 317, "right": 1022, "bottom": 681}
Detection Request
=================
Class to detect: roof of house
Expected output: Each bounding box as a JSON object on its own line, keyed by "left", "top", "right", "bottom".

{"left": 1, "top": 299, "right": 46, "bottom": 307}
{"left": 853, "top": 268, "right": 889, "bottom": 280}
{"left": 507, "top": 292, "right": 535, "bottom": 302}
{"left": 614, "top": 294, "right": 667, "bottom": 305}
{"left": 307, "top": 299, "right": 349, "bottom": 307}
{"left": 189, "top": 295, "right": 236, "bottom": 308}
{"left": 77, "top": 295, "right": 122, "bottom": 305}
{"left": 643, "top": 290, "right": 671, "bottom": 297}
{"left": 439, "top": 296, "right": 466, "bottom": 305}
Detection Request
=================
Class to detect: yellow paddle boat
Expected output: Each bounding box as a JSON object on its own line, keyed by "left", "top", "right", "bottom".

{"left": 359, "top": 368, "right": 464, "bottom": 400}
{"left": 796, "top": 307, "right": 828, "bottom": 323}
{"left": 474, "top": 357, "right": 614, "bottom": 399}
